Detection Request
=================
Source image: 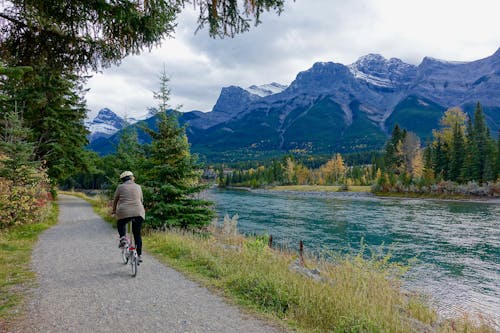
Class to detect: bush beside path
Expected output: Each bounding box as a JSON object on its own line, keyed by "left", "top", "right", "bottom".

{"left": 9, "top": 195, "right": 284, "bottom": 333}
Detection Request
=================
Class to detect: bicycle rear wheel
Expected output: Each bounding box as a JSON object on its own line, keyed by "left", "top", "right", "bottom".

{"left": 130, "top": 252, "right": 138, "bottom": 277}
{"left": 121, "top": 247, "right": 129, "bottom": 264}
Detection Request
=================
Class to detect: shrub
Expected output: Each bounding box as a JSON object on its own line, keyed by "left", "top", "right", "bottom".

{"left": 0, "top": 155, "right": 51, "bottom": 229}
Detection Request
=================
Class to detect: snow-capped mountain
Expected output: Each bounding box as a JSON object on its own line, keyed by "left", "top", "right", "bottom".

{"left": 348, "top": 53, "right": 417, "bottom": 89}
{"left": 245, "top": 82, "right": 288, "bottom": 97}
{"left": 85, "top": 108, "right": 129, "bottom": 142}
{"left": 89, "top": 48, "right": 500, "bottom": 160}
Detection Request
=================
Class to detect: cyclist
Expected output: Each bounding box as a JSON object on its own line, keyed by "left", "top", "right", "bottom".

{"left": 112, "top": 171, "right": 145, "bottom": 262}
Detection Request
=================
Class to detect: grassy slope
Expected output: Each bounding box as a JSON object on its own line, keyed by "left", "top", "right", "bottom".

{"left": 0, "top": 203, "right": 58, "bottom": 329}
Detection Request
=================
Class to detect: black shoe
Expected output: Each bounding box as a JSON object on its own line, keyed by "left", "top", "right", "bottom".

{"left": 119, "top": 236, "right": 127, "bottom": 248}
{"left": 138, "top": 255, "right": 143, "bottom": 263}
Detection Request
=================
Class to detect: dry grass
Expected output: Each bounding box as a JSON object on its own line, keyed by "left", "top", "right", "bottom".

{"left": 268, "top": 185, "right": 372, "bottom": 193}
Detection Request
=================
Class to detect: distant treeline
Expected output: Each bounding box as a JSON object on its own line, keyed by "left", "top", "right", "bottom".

{"left": 218, "top": 102, "right": 500, "bottom": 196}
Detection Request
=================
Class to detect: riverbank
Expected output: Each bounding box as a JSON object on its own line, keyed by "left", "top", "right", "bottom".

{"left": 78, "top": 191, "right": 495, "bottom": 332}
{"left": 229, "top": 185, "right": 500, "bottom": 203}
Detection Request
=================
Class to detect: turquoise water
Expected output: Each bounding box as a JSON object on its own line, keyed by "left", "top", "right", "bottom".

{"left": 207, "top": 188, "right": 500, "bottom": 325}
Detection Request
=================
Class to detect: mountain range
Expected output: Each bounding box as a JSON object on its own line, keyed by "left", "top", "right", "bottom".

{"left": 88, "top": 48, "right": 500, "bottom": 162}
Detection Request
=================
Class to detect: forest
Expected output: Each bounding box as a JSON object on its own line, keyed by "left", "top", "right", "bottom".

{"left": 219, "top": 103, "right": 500, "bottom": 197}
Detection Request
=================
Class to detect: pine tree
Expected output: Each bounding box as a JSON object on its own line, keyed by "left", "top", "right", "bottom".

{"left": 433, "top": 138, "right": 449, "bottom": 180}
{"left": 142, "top": 69, "right": 214, "bottom": 229}
{"left": 385, "top": 124, "right": 406, "bottom": 175}
{"left": 496, "top": 132, "right": 500, "bottom": 180}
{"left": 460, "top": 117, "right": 473, "bottom": 181}
{"left": 1, "top": 64, "right": 89, "bottom": 181}
{"left": 1, "top": 1, "right": 287, "bottom": 72}
{"left": 448, "top": 122, "right": 465, "bottom": 182}
{"left": 470, "top": 102, "right": 489, "bottom": 182}
{"left": 113, "top": 127, "right": 145, "bottom": 179}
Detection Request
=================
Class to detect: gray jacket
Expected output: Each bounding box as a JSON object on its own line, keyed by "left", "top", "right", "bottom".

{"left": 112, "top": 180, "right": 145, "bottom": 220}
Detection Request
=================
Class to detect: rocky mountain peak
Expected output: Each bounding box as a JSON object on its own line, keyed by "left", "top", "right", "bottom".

{"left": 86, "top": 108, "right": 129, "bottom": 142}
{"left": 246, "top": 82, "right": 288, "bottom": 97}
{"left": 349, "top": 54, "right": 416, "bottom": 88}
{"left": 288, "top": 61, "right": 354, "bottom": 93}
{"left": 212, "top": 85, "right": 261, "bottom": 117}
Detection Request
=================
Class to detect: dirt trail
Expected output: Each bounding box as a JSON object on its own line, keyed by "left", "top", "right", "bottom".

{"left": 11, "top": 194, "right": 284, "bottom": 333}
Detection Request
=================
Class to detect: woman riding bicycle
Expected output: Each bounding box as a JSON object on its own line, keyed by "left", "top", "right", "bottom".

{"left": 112, "top": 171, "right": 145, "bottom": 262}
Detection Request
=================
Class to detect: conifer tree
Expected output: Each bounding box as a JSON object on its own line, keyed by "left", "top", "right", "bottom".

{"left": 385, "top": 124, "right": 406, "bottom": 174}
{"left": 470, "top": 102, "right": 489, "bottom": 182}
{"left": 142, "top": 69, "right": 214, "bottom": 229}
{"left": 448, "top": 122, "right": 465, "bottom": 182}
{"left": 1, "top": 64, "right": 89, "bottom": 181}
{"left": 433, "top": 138, "right": 449, "bottom": 180}
{"left": 496, "top": 132, "right": 500, "bottom": 180}
{"left": 460, "top": 116, "right": 474, "bottom": 182}
{"left": 113, "top": 127, "right": 145, "bottom": 180}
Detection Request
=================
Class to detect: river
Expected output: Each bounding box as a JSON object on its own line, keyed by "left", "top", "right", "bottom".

{"left": 206, "top": 188, "right": 500, "bottom": 326}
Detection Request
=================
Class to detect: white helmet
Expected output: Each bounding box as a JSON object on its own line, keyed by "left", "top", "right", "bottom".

{"left": 119, "top": 171, "right": 134, "bottom": 179}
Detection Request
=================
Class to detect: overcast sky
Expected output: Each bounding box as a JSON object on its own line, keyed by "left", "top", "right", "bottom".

{"left": 85, "top": 0, "right": 500, "bottom": 120}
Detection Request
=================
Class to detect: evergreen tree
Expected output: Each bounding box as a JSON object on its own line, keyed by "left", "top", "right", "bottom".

{"left": 1, "top": 0, "right": 287, "bottom": 72}
{"left": 113, "top": 127, "right": 145, "bottom": 180}
{"left": 142, "top": 69, "right": 214, "bottom": 229}
{"left": 460, "top": 116, "right": 474, "bottom": 182}
{"left": 0, "top": 110, "right": 39, "bottom": 184}
{"left": 448, "top": 122, "right": 465, "bottom": 182}
{"left": 470, "top": 102, "right": 489, "bottom": 182}
{"left": 17, "top": 68, "right": 89, "bottom": 181}
{"left": 385, "top": 124, "right": 406, "bottom": 174}
{"left": 433, "top": 138, "right": 449, "bottom": 180}
{"left": 496, "top": 132, "right": 500, "bottom": 180}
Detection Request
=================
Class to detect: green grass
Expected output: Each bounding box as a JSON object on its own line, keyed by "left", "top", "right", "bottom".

{"left": 0, "top": 203, "right": 58, "bottom": 328}
{"left": 81, "top": 192, "right": 496, "bottom": 333}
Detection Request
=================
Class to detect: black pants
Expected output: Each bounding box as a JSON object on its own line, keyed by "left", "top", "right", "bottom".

{"left": 117, "top": 217, "right": 143, "bottom": 256}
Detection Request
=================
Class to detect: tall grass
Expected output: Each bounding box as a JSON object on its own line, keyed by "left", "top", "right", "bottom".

{"left": 0, "top": 203, "right": 58, "bottom": 329}
{"left": 82, "top": 192, "right": 495, "bottom": 333}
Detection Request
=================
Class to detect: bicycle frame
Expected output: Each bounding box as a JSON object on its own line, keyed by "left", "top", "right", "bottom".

{"left": 121, "top": 220, "right": 138, "bottom": 277}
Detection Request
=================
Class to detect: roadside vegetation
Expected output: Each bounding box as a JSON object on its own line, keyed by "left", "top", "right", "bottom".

{"left": 80, "top": 192, "right": 495, "bottom": 333}
{"left": 0, "top": 204, "right": 58, "bottom": 328}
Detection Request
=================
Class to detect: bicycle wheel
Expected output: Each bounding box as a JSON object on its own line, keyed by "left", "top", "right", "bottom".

{"left": 130, "top": 252, "right": 138, "bottom": 277}
{"left": 121, "top": 247, "right": 129, "bottom": 264}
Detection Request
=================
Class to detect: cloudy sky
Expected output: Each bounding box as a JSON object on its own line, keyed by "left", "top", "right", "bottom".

{"left": 85, "top": 0, "right": 500, "bottom": 120}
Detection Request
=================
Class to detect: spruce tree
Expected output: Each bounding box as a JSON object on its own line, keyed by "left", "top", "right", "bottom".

{"left": 1, "top": 64, "right": 89, "bottom": 181}
{"left": 470, "top": 102, "right": 489, "bottom": 182}
{"left": 433, "top": 138, "right": 449, "bottom": 180}
{"left": 496, "top": 132, "right": 500, "bottom": 180}
{"left": 142, "top": 69, "right": 214, "bottom": 229}
{"left": 385, "top": 124, "right": 406, "bottom": 174}
{"left": 449, "top": 122, "right": 465, "bottom": 182}
{"left": 460, "top": 117, "right": 474, "bottom": 182}
{"left": 113, "top": 127, "right": 145, "bottom": 180}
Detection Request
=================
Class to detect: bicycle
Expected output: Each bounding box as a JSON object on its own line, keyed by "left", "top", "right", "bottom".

{"left": 120, "top": 221, "right": 139, "bottom": 277}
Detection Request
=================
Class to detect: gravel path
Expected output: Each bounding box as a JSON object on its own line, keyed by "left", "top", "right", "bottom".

{"left": 13, "top": 195, "right": 285, "bottom": 333}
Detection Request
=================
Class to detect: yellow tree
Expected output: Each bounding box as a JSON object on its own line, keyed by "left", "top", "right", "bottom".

{"left": 332, "top": 153, "right": 346, "bottom": 183}
{"left": 295, "top": 164, "right": 311, "bottom": 185}
{"left": 432, "top": 107, "right": 467, "bottom": 147}
{"left": 284, "top": 157, "right": 295, "bottom": 184}
{"left": 319, "top": 153, "right": 346, "bottom": 184}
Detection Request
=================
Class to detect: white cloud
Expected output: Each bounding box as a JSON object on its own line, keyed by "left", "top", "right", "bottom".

{"left": 85, "top": 0, "right": 500, "bottom": 119}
